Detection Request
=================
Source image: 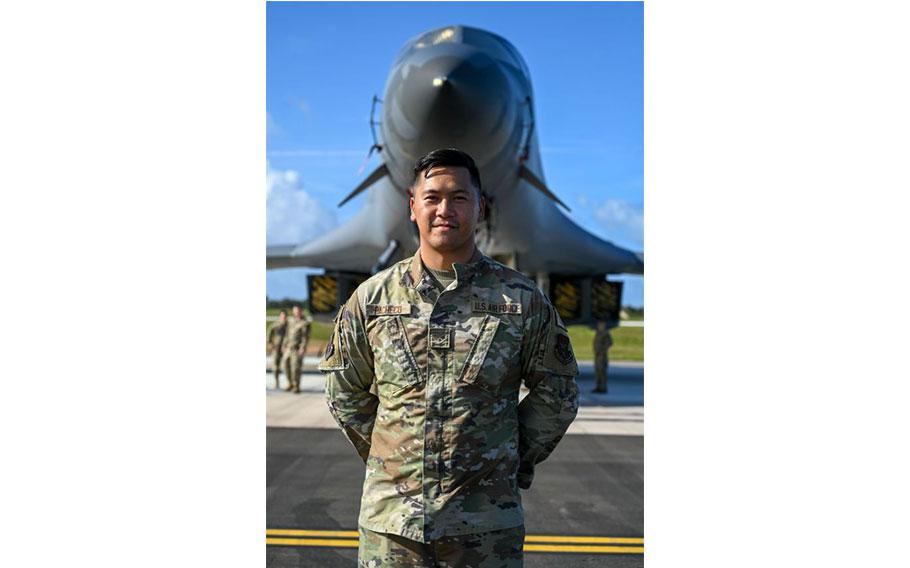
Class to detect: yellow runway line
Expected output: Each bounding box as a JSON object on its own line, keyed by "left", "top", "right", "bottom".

{"left": 266, "top": 529, "right": 643, "bottom": 545}
{"left": 265, "top": 530, "right": 645, "bottom": 555}
{"left": 266, "top": 537, "right": 359, "bottom": 548}
{"left": 524, "top": 544, "right": 644, "bottom": 554}
{"left": 266, "top": 529, "right": 360, "bottom": 538}
{"left": 525, "top": 535, "right": 644, "bottom": 545}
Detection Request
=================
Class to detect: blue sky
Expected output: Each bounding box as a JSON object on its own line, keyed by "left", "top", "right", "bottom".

{"left": 266, "top": 1, "right": 644, "bottom": 307}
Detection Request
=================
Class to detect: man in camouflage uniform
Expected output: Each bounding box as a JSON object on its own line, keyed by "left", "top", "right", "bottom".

{"left": 281, "top": 305, "right": 311, "bottom": 394}
{"left": 321, "top": 148, "right": 579, "bottom": 567}
{"left": 593, "top": 319, "right": 614, "bottom": 393}
{"left": 267, "top": 310, "right": 288, "bottom": 389}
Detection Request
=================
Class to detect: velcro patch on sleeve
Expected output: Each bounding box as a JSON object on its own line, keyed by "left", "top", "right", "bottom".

{"left": 538, "top": 325, "right": 578, "bottom": 377}
{"left": 366, "top": 303, "right": 412, "bottom": 316}
{"left": 472, "top": 301, "right": 522, "bottom": 315}
{"left": 318, "top": 308, "right": 349, "bottom": 372}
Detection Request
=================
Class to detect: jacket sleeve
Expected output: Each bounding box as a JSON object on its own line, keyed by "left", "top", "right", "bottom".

{"left": 516, "top": 289, "right": 580, "bottom": 489}
{"left": 320, "top": 291, "right": 378, "bottom": 463}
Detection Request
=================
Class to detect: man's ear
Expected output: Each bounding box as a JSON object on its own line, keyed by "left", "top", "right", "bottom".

{"left": 409, "top": 192, "right": 416, "bottom": 222}
{"left": 478, "top": 194, "right": 487, "bottom": 221}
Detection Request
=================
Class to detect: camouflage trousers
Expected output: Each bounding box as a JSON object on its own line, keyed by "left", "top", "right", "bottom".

{"left": 270, "top": 350, "right": 282, "bottom": 377}
{"left": 595, "top": 351, "right": 609, "bottom": 391}
{"left": 280, "top": 347, "right": 304, "bottom": 391}
{"left": 358, "top": 525, "right": 524, "bottom": 568}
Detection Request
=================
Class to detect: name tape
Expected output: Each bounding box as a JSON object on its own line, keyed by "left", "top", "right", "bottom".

{"left": 366, "top": 304, "right": 411, "bottom": 316}
{"left": 473, "top": 301, "right": 522, "bottom": 315}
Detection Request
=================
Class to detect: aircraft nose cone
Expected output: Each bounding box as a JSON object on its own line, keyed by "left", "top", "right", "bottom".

{"left": 385, "top": 49, "right": 516, "bottom": 161}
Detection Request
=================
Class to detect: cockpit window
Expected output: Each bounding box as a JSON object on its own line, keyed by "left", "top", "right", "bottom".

{"left": 428, "top": 27, "right": 459, "bottom": 45}
{"left": 397, "top": 27, "right": 462, "bottom": 58}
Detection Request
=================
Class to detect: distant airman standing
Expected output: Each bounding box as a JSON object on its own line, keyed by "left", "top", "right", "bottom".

{"left": 593, "top": 320, "right": 613, "bottom": 393}
{"left": 267, "top": 310, "right": 288, "bottom": 389}
{"left": 281, "top": 305, "right": 312, "bottom": 393}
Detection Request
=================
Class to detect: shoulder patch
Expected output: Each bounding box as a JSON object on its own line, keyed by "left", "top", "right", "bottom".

{"left": 366, "top": 303, "right": 412, "bottom": 317}
{"left": 538, "top": 324, "right": 578, "bottom": 377}
{"left": 318, "top": 308, "right": 349, "bottom": 372}
{"left": 554, "top": 334, "right": 573, "bottom": 365}
{"left": 472, "top": 301, "right": 522, "bottom": 315}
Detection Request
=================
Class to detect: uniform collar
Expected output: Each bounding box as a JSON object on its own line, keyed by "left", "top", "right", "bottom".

{"left": 402, "top": 248, "right": 487, "bottom": 293}
{"left": 452, "top": 248, "right": 485, "bottom": 283}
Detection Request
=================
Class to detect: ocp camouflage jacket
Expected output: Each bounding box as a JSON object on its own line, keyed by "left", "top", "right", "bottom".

{"left": 321, "top": 251, "right": 579, "bottom": 542}
{"left": 283, "top": 316, "right": 311, "bottom": 352}
{"left": 267, "top": 320, "right": 287, "bottom": 350}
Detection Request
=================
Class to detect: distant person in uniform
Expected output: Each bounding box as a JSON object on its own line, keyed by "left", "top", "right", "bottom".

{"left": 593, "top": 320, "right": 614, "bottom": 393}
{"left": 281, "top": 305, "right": 312, "bottom": 394}
{"left": 267, "top": 310, "right": 288, "bottom": 389}
{"left": 321, "top": 148, "right": 579, "bottom": 567}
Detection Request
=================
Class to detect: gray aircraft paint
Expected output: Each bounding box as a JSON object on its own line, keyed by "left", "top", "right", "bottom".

{"left": 267, "top": 25, "right": 643, "bottom": 277}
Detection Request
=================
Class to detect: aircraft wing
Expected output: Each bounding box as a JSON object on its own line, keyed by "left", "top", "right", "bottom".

{"left": 266, "top": 175, "right": 417, "bottom": 272}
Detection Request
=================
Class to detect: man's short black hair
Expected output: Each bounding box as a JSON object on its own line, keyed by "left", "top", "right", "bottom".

{"left": 411, "top": 148, "right": 482, "bottom": 194}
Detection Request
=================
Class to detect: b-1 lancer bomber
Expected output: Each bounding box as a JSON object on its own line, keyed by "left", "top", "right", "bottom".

{"left": 267, "top": 25, "right": 643, "bottom": 325}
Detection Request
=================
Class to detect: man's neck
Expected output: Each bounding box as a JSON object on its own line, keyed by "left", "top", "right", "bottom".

{"left": 419, "top": 243, "right": 477, "bottom": 270}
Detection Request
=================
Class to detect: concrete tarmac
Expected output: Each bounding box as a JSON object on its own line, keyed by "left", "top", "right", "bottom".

{"left": 267, "top": 361, "right": 643, "bottom": 566}
{"left": 267, "top": 360, "right": 643, "bottom": 436}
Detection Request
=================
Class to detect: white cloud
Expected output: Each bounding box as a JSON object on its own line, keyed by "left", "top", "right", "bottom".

{"left": 266, "top": 162, "right": 337, "bottom": 245}
{"left": 592, "top": 198, "right": 643, "bottom": 249}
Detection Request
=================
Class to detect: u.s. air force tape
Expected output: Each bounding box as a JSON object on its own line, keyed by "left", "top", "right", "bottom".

{"left": 472, "top": 301, "right": 522, "bottom": 315}
{"left": 366, "top": 303, "right": 411, "bottom": 316}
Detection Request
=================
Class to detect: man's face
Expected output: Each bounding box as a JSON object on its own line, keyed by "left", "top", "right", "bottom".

{"left": 409, "top": 166, "right": 485, "bottom": 255}
{"left": 278, "top": 312, "right": 287, "bottom": 323}
{"left": 292, "top": 306, "right": 301, "bottom": 319}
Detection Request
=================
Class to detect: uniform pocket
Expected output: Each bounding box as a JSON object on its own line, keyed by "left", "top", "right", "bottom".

{"left": 457, "top": 315, "right": 502, "bottom": 396}
{"left": 373, "top": 315, "right": 423, "bottom": 393}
